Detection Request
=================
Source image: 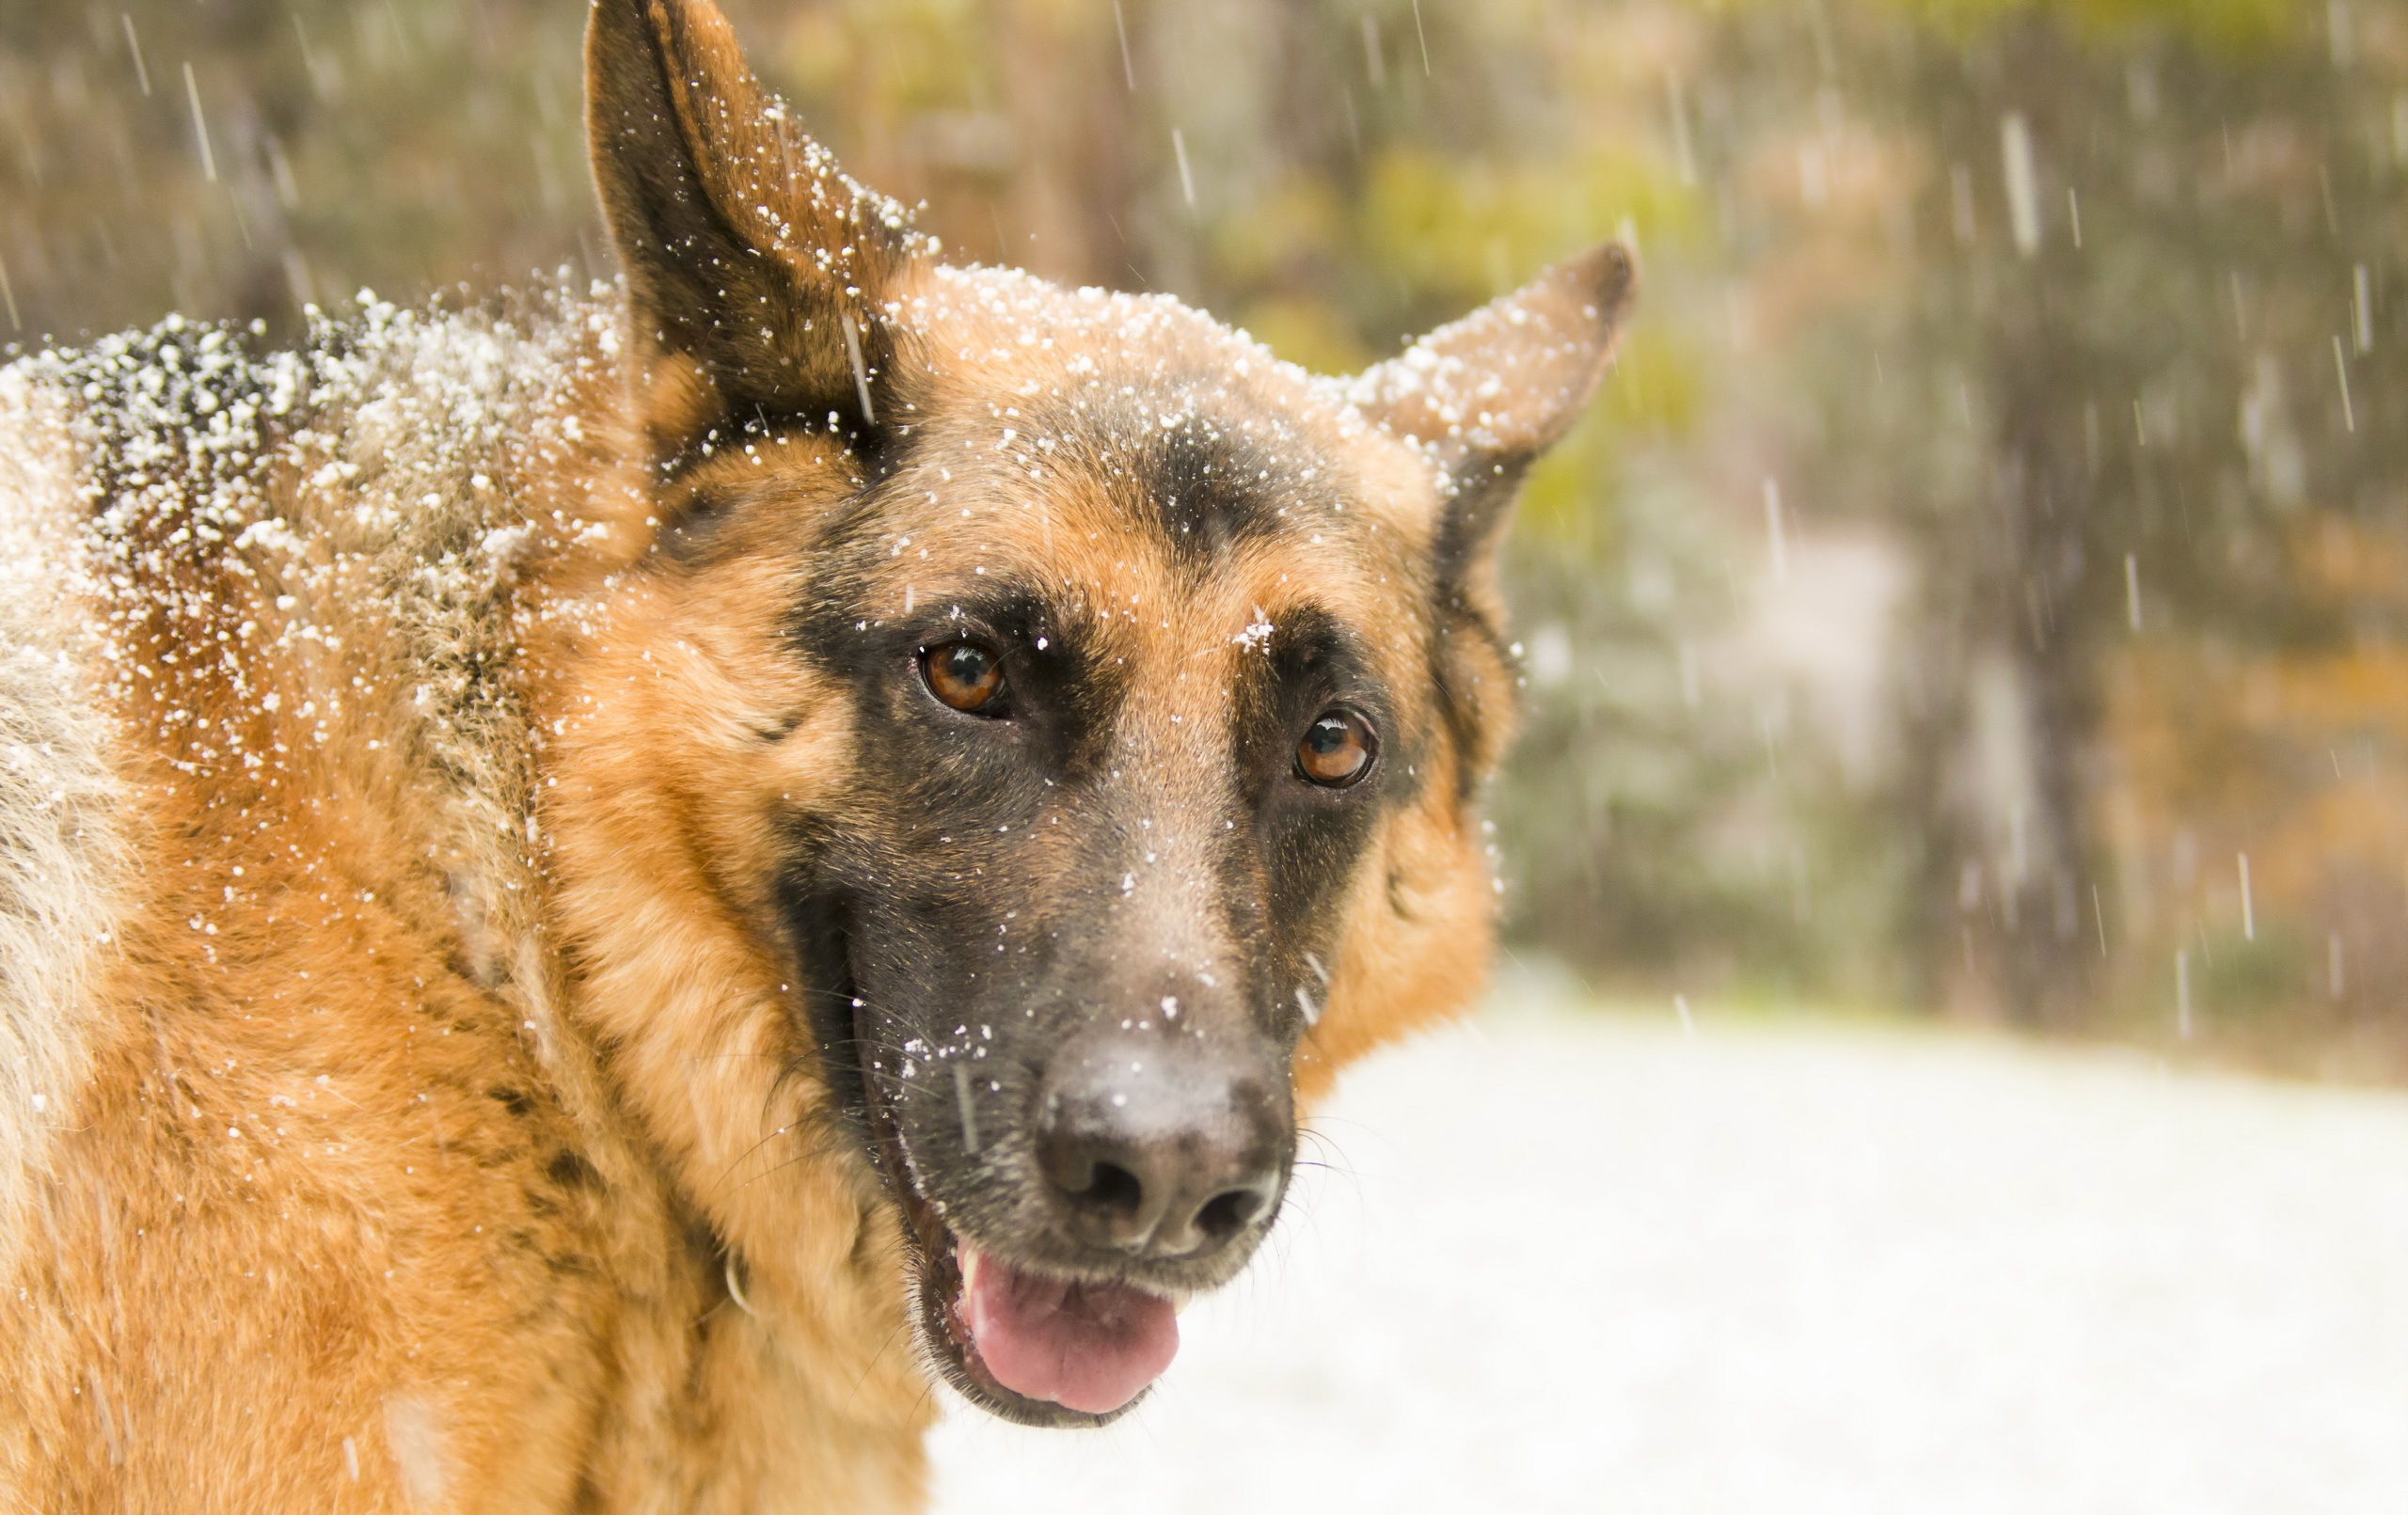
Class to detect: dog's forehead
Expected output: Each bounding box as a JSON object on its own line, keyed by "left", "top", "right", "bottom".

{"left": 893, "top": 267, "right": 1430, "bottom": 517}
{"left": 874, "top": 267, "right": 1440, "bottom": 645}
{"left": 899, "top": 264, "right": 1318, "bottom": 400}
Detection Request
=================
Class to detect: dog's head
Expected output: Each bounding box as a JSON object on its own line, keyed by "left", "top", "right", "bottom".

{"left": 551, "top": 0, "right": 1630, "bottom": 1429}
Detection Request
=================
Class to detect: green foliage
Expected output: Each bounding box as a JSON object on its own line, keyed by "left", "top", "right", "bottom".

{"left": 1351, "top": 143, "right": 1699, "bottom": 314}
{"left": 0, "top": 1, "right": 596, "bottom": 341}
{"left": 2191, "top": 929, "right": 2313, "bottom": 1021}
{"left": 1869, "top": 0, "right": 2302, "bottom": 49}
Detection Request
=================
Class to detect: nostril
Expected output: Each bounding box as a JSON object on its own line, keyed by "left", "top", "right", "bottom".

{"left": 1038, "top": 1033, "right": 1293, "bottom": 1257}
{"left": 1194, "top": 1185, "right": 1267, "bottom": 1242}
{"left": 1078, "top": 1160, "right": 1146, "bottom": 1221}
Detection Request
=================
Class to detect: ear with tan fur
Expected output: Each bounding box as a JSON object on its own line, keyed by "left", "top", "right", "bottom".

{"left": 585, "top": 0, "right": 933, "bottom": 466}
{"left": 1350, "top": 243, "right": 1636, "bottom": 584}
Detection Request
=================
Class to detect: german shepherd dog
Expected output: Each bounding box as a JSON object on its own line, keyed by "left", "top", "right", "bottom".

{"left": 0, "top": 1, "right": 1628, "bottom": 1507}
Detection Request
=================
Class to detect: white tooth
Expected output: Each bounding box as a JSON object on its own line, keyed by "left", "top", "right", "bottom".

{"left": 958, "top": 1247, "right": 981, "bottom": 1297}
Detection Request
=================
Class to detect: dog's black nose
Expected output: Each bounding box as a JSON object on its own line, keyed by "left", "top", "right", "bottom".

{"left": 1036, "top": 1034, "right": 1290, "bottom": 1259}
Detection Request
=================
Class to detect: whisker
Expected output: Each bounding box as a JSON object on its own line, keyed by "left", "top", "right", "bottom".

{"left": 839, "top": 1312, "right": 922, "bottom": 1420}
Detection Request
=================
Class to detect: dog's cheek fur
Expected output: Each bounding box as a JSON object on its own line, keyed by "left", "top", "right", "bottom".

{"left": 1275, "top": 432, "right": 1520, "bottom": 1103}
{"left": 1294, "top": 715, "right": 1503, "bottom": 1104}
{"left": 540, "top": 520, "right": 935, "bottom": 1432}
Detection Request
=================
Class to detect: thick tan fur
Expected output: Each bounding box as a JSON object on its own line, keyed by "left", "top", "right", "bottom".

{"left": 0, "top": 3, "right": 1628, "bottom": 1508}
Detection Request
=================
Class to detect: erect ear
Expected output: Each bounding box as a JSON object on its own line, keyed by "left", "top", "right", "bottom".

{"left": 585, "top": 0, "right": 934, "bottom": 466}
{"left": 1349, "top": 243, "right": 1636, "bottom": 585}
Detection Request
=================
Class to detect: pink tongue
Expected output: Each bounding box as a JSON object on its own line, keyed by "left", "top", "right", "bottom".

{"left": 955, "top": 1244, "right": 1179, "bottom": 1415}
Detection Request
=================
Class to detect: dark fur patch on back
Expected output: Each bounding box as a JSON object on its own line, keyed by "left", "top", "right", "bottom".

{"left": 51, "top": 317, "right": 293, "bottom": 558}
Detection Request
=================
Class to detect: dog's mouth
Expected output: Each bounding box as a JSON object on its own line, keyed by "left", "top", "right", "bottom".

{"left": 844, "top": 999, "right": 1180, "bottom": 1428}
{"left": 904, "top": 1200, "right": 1180, "bottom": 1428}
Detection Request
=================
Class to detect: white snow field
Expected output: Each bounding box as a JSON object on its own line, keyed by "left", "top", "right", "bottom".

{"left": 927, "top": 976, "right": 2408, "bottom": 1514}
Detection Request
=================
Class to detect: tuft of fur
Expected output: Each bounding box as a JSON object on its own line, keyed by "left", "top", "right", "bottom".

{"left": 0, "top": 371, "right": 125, "bottom": 1287}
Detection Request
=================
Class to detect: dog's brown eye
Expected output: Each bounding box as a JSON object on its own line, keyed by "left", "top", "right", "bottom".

{"left": 923, "top": 640, "right": 1007, "bottom": 715}
{"left": 1296, "top": 708, "right": 1374, "bottom": 787}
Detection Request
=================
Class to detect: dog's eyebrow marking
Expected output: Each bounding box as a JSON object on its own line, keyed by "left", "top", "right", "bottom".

{"left": 1110, "top": 405, "right": 1321, "bottom": 565}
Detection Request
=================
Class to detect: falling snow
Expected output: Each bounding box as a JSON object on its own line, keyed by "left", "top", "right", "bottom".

{"left": 934, "top": 976, "right": 2408, "bottom": 1515}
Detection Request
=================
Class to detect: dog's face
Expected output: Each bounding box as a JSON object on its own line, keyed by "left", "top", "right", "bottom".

{"left": 554, "top": 0, "right": 1628, "bottom": 1429}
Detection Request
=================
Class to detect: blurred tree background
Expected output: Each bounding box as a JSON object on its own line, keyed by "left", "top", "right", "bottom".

{"left": 5, "top": 0, "right": 2404, "bottom": 1074}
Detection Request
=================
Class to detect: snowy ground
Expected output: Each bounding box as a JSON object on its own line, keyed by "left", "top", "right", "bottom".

{"left": 927, "top": 975, "right": 2408, "bottom": 1514}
